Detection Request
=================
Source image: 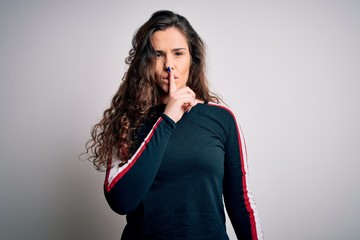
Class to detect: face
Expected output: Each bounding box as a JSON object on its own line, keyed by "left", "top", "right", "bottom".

{"left": 151, "top": 27, "right": 191, "bottom": 94}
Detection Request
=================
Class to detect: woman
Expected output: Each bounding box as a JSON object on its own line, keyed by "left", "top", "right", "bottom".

{"left": 85, "top": 10, "right": 263, "bottom": 240}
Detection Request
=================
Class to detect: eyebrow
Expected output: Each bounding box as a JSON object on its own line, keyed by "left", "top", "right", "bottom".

{"left": 155, "top": 48, "right": 187, "bottom": 53}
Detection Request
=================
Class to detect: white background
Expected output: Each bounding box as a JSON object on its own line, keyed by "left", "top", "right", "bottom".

{"left": 1, "top": 1, "right": 359, "bottom": 239}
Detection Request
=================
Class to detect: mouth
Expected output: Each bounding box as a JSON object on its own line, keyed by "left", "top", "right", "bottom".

{"left": 161, "top": 75, "right": 178, "bottom": 82}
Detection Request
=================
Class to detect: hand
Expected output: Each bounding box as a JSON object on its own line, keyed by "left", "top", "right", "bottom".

{"left": 163, "top": 69, "right": 195, "bottom": 123}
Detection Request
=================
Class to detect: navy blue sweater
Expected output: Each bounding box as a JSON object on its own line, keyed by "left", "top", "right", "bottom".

{"left": 104, "top": 102, "right": 262, "bottom": 239}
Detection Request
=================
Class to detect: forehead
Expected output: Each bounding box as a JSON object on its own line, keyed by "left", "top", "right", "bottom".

{"left": 151, "top": 27, "right": 188, "bottom": 49}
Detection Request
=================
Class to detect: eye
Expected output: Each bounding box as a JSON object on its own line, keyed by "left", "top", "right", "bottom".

{"left": 175, "top": 51, "right": 184, "bottom": 56}
{"left": 155, "top": 52, "right": 164, "bottom": 58}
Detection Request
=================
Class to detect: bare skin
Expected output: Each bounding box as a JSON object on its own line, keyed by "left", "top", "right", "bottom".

{"left": 151, "top": 27, "right": 201, "bottom": 123}
{"left": 164, "top": 67, "right": 197, "bottom": 123}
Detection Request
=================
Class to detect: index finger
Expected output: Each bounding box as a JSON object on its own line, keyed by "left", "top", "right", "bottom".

{"left": 168, "top": 67, "right": 177, "bottom": 94}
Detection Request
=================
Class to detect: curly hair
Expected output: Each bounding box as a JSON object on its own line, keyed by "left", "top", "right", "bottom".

{"left": 84, "top": 10, "right": 221, "bottom": 171}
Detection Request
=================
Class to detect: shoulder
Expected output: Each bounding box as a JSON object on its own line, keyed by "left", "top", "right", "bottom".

{"left": 202, "top": 102, "right": 238, "bottom": 121}
{"left": 192, "top": 102, "right": 240, "bottom": 131}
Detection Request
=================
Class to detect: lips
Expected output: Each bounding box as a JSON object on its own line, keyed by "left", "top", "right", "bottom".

{"left": 161, "top": 74, "right": 178, "bottom": 81}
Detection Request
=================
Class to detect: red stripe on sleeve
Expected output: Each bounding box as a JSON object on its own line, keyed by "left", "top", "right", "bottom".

{"left": 104, "top": 117, "right": 163, "bottom": 192}
{"left": 209, "top": 103, "right": 258, "bottom": 239}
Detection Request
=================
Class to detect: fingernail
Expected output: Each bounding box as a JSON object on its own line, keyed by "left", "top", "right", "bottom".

{"left": 167, "top": 67, "right": 171, "bottom": 72}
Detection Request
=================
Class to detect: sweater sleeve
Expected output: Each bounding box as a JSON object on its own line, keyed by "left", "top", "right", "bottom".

{"left": 104, "top": 113, "right": 176, "bottom": 215}
{"left": 222, "top": 108, "right": 263, "bottom": 240}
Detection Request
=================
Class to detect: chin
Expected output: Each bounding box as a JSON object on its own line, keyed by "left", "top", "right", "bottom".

{"left": 156, "top": 84, "right": 168, "bottom": 94}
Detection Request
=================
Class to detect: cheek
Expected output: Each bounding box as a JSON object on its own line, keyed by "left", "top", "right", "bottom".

{"left": 183, "top": 58, "right": 191, "bottom": 76}
{"left": 154, "top": 63, "right": 162, "bottom": 78}
{"left": 183, "top": 64, "right": 191, "bottom": 80}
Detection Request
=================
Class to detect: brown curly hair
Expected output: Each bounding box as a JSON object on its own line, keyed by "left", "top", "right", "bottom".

{"left": 84, "top": 10, "right": 221, "bottom": 171}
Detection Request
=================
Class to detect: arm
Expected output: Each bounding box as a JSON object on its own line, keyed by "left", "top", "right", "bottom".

{"left": 104, "top": 114, "right": 176, "bottom": 215}
{"left": 105, "top": 67, "right": 195, "bottom": 215}
{"left": 222, "top": 108, "right": 263, "bottom": 240}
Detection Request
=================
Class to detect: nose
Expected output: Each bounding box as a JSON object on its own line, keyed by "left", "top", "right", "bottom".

{"left": 164, "top": 65, "right": 174, "bottom": 72}
{"left": 164, "top": 57, "right": 174, "bottom": 71}
{"left": 164, "top": 65, "right": 174, "bottom": 71}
